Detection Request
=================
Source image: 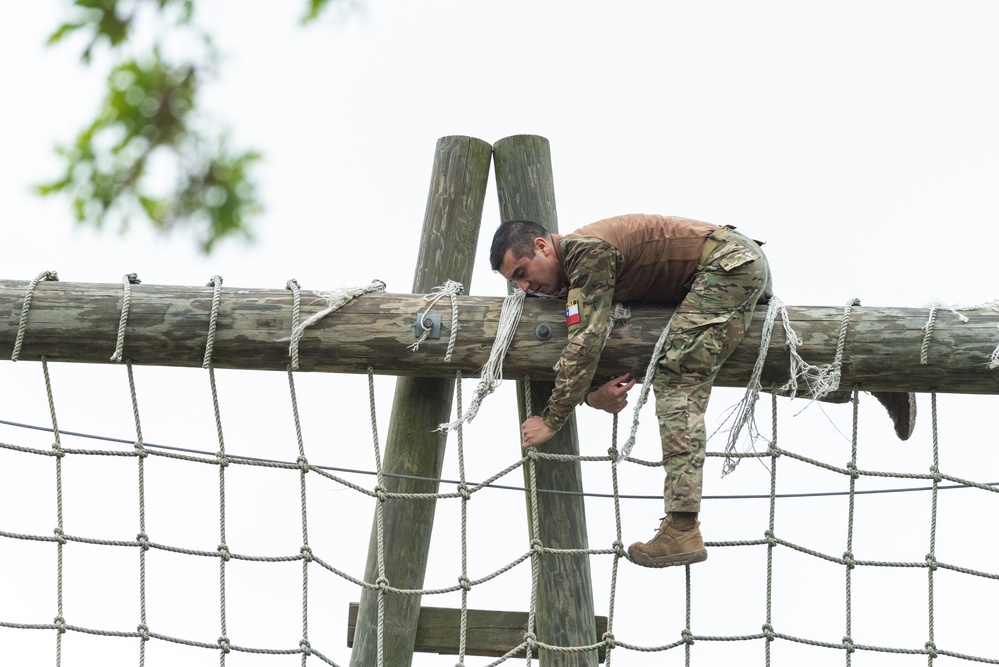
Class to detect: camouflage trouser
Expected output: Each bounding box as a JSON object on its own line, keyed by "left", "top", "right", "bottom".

{"left": 654, "top": 228, "right": 772, "bottom": 513}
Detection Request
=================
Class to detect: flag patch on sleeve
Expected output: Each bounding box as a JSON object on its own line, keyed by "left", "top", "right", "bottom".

{"left": 565, "top": 299, "right": 580, "bottom": 326}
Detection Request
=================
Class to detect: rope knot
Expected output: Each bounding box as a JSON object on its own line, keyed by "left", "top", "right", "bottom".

{"left": 602, "top": 631, "right": 616, "bottom": 648}
{"left": 54, "top": 615, "right": 66, "bottom": 633}
{"left": 842, "top": 551, "right": 855, "bottom": 569}
{"left": 217, "top": 544, "right": 231, "bottom": 562}
{"left": 611, "top": 540, "right": 627, "bottom": 558}
{"left": 134, "top": 441, "right": 148, "bottom": 458}
{"left": 216, "top": 452, "right": 230, "bottom": 468}
{"left": 299, "top": 639, "right": 312, "bottom": 656}
{"left": 51, "top": 442, "right": 65, "bottom": 459}
{"left": 846, "top": 461, "right": 859, "bottom": 479}
{"left": 300, "top": 546, "right": 313, "bottom": 562}
{"left": 681, "top": 628, "right": 694, "bottom": 645}
{"left": 136, "top": 532, "right": 150, "bottom": 551}
{"left": 530, "top": 538, "right": 544, "bottom": 556}
{"left": 137, "top": 623, "right": 150, "bottom": 641}
{"left": 374, "top": 485, "right": 388, "bottom": 503}
{"left": 297, "top": 455, "right": 310, "bottom": 473}
{"left": 523, "top": 631, "right": 537, "bottom": 648}
{"left": 842, "top": 636, "right": 855, "bottom": 654}
{"left": 606, "top": 445, "right": 619, "bottom": 459}
{"left": 925, "top": 640, "right": 938, "bottom": 658}
{"left": 764, "top": 530, "right": 776, "bottom": 547}
{"left": 457, "top": 576, "right": 471, "bottom": 591}
{"left": 53, "top": 527, "right": 67, "bottom": 545}
{"left": 456, "top": 482, "right": 471, "bottom": 500}
{"left": 375, "top": 576, "right": 390, "bottom": 592}
{"left": 762, "top": 623, "right": 775, "bottom": 641}
{"left": 218, "top": 636, "right": 231, "bottom": 654}
{"left": 925, "top": 553, "right": 938, "bottom": 571}
{"left": 929, "top": 465, "right": 943, "bottom": 483}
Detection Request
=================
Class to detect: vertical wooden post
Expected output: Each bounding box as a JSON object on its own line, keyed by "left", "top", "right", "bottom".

{"left": 492, "top": 135, "right": 600, "bottom": 666}
{"left": 349, "top": 136, "right": 492, "bottom": 667}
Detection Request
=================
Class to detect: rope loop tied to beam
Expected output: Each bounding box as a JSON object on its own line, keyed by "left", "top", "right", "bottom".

{"left": 283, "top": 279, "right": 386, "bottom": 365}
{"left": 202, "top": 275, "right": 223, "bottom": 369}
{"left": 110, "top": 273, "right": 141, "bottom": 363}
{"left": 409, "top": 279, "right": 464, "bottom": 361}
{"left": 12, "top": 271, "right": 59, "bottom": 362}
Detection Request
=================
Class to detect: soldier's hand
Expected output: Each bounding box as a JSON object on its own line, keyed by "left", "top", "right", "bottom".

{"left": 521, "top": 416, "right": 555, "bottom": 449}
{"left": 584, "top": 373, "right": 636, "bottom": 414}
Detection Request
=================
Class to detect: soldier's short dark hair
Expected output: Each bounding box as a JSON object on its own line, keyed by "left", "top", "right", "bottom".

{"left": 489, "top": 220, "right": 551, "bottom": 271}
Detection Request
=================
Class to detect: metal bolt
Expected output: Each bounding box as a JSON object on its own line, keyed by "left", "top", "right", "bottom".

{"left": 534, "top": 323, "right": 553, "bottom": 341}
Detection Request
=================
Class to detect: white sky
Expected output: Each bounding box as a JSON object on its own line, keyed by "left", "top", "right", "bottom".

{"left": 2, "top": 1, "right": 998, "bottom": 666}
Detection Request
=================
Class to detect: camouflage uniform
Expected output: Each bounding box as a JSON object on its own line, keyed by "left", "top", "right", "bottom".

{"left": 539, "top": 218, "right": 771, "bottom": 514}
{"left": 654, "top": 229, "right": 770, "bottom": 512}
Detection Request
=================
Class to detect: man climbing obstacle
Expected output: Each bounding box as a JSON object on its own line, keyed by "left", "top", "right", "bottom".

{"left": 490, "top": 214, "right": 916, "bottom": 568}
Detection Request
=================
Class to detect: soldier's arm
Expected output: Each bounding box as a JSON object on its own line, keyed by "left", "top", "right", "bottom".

{"left": 540, "top": 238, "right": 622, "bottom": 432}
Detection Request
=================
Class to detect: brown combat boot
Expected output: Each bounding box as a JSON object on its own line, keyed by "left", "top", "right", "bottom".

{"left": 871, "top": 391, "right": 917, "bottom": 441}
{"left": 628, "top": 513, "right": 708, "bottom": 568}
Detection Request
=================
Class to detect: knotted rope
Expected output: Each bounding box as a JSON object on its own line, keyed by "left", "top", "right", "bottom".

{"left": 438, "top": 289, "right": 526, "bottom": 431}
{"left": 283, "top": 280, "right": 386, "bottom": 363}
{"left": 12, "top": 271, "right": 59, "bottom": 362}
{"left": 720, "top": 295, "right": 784, "bottom": 475}
{"left": 780, "top": 297, "right": 860, "bottom": 401}
{"left": 715, "top": 297, "right": 860, "bottom": 473}
{"left": 110, "top": 273, "right": 141, "bottom": 363}
{"left": 408, "top": 279, "right": 463, "bottom": 362}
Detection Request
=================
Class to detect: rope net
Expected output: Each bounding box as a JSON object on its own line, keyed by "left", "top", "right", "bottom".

{"left": 1, "top": 275, "right": 998, "bottom": 666}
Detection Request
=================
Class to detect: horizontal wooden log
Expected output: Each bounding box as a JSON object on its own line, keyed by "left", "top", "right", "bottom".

{"left": 1, "top": 280, "right": 997, "bottom": 394}
{"left": 346, "top": 603, "right": 608, "bottom": 661}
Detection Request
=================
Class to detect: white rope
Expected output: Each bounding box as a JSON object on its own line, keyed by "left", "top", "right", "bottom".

{"left": 283, "top": 280, "right": 386, "bottom": 360}
{"left": 408, "top": 279, "right": 464, "bottom": 362}
{"left": 11, "top": 271, "right": 58, "bottom": 362}
{"left": 438, "top": 289, "right": 526, "bottom": 431}
{"left": 604, "top": 303, "right": 631, "bottom": 348}
{"left": 615, "top": 311, "right": 678, "bottom": 462}
{"left": 920, "top": 298, "right": 999, "bottom": 369}
{"left": 720, "top": 296, "right": 784, "bottom": 475}
{"left": 110, "top": 273, "right": 141, "bottom": 363}
{"left": 778, "top": 298, "right": 860, "bottom": 401}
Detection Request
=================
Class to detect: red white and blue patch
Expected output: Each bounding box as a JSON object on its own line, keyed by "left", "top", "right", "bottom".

{"left": 565, "top": 299, "right": 580, "bottom": 326}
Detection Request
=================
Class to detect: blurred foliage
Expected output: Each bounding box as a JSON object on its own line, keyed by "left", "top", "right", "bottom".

{"left": 39, "top": 0, "right": 344, "bottom": 253}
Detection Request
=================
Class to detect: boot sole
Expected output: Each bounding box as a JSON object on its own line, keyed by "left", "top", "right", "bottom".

{"left": 628, "top": 548, "right": 708, "bottom": 568}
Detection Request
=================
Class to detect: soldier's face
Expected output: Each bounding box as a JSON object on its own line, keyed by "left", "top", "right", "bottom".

{"left": 498, "top": 239, "right": 562, "bottom": 295}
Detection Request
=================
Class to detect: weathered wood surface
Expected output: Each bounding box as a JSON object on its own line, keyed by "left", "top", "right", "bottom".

{"left": 0, "top": 281, "right": 996, "bottom": 394}
{"left": 349, "top": 135, "right": 492, "bottom": 667}
{"left": 346, "top": 603, "right": 609, "bottom": 662}
{"left": 494, "top": 134, "right": 599, "bottom": 667}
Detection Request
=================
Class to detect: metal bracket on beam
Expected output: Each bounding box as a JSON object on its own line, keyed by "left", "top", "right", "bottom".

{"left": 414, "top": 313, "right": 442, "bottom": 339}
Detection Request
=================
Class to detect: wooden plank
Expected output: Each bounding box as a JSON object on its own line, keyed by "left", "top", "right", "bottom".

{"left": 346, "top": 603, "right": 609, "bottom": 662}
{"left": 494, "top": 133, "right": 599, "bottom": 667}
{"left": 0, "top": 282, "right": 996, "bottom": 394}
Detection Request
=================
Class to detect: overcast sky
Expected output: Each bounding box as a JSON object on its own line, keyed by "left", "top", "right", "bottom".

{"left": 2, "top": 2, "right": 998, "bottom": 665}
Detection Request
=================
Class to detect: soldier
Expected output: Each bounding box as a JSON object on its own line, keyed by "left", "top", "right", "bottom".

{"left": 490, "top": 214, "right": 915, "bottom": 568}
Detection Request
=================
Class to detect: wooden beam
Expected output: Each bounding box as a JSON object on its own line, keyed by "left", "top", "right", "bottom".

{"left": 348, "top": 136, "right": 492, "bottom": 667}
{"left": 346, "top": 603, "right": 609, "bottom": 662}
{"left": 494, "top": 134, "right": 599, "bottom": 667}
{"left": 0, "top": 282, "right": 996, "bottom": 394}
